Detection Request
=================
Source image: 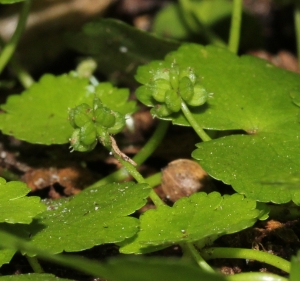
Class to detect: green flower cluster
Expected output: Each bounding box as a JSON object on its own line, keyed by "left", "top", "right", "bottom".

{"left": 136, "top": 63, "right": 208, "bottom": 117}
{"left": 69, "top": 97, "right": 125, "bottom": 152}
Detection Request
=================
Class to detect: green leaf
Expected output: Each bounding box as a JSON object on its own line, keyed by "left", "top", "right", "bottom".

{"left": 0, "top": 178, "right": 45, "bottom": 224}
{"left": 0, "top": 74, "right": 92, "bottom": 144}
{"left": 0, "top": 75, "right": 137, "bottom": 145}
{"left": 66, "top": 18, "right": 180, "bottom": 82}
{"left": 27, "top": 182, "right": 150, "bottom": 254}
{"left": 0, "top": 248, "right": 15, "bottom": 267}
{"left": 0, "top": 0, "right": 24, "bottom": 3}
{"left": 0, "top": 274, "right": 72, "bottom": 281}
{"left": 290, "top": 251, "right": 300, "bottom": 281}
{"left": 120, "top": 192, "right": 259, "bottom": 254}
{"left": 0, "top": 223, "right": 32, "bottom": 267}
{"left": 0, "top": 230, "right": 226, "bottom": 281}
{"left": 137, "top": 43, "right": 300, "bottom": 204}
{"left": 95, "top": 82, "right": 137, "bottom": 115}
{"left": 153, "top": 1, "right": 232, "bottom": 40}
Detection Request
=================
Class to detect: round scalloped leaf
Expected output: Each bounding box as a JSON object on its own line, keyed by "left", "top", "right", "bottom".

{"left": 120, "top": 192, "right": 259, "bottom": 254}
{"left": 95, "top": 82, "right": 137, "bottom": 115}
{"left": 27, "top": 182, "right": 150, "bottom": 254}
{"left": 0, "top": 75, "right": 137, "bottom": 145}
{"left": 0, "top": 178, "right": 46, "bottom": 224}
{"left": 0, "top": 74, "right": 93, "bottom": 144}
{"left": 136, "top": 43, "right": 300, "bottom": 204}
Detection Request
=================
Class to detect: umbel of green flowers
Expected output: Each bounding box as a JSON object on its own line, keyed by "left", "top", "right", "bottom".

{"left": 136, "top": 62, "right": 208, "bottom": 117}
{"left": 69, "top": 97, "right": 125, "bottom": 152}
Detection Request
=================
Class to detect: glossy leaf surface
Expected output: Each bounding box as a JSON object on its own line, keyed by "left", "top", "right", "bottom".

{"left": 0, "top": 75, "right": 136, "bottom": 145}
{"left": 120, "top": 192, "right": 259, "bottom": 254}
{"left": 27, "top": 182, "right": 150, "bottom": 254}
{"left": 137, "top": 43, "right": 300, "bottom": 204}
{"left": 0, "top": 178, "right": 45, "bottom": 224}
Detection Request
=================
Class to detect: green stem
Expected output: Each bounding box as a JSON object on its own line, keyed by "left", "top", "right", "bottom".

{"left": 26, "top": 255, "right": 44, "bottom": 273}
{"left": 294, "top": 1, "right": 300, "bottom": 69}
{"left": 178, "top": 0, "right": 226, "bottom": 47}
{"left": 0, "top": 0, "right": 32, "bottom": 75}
{"left": 88, "top": 120, "right": 169, "bottom": 188}
{"left": 225, "top": 272, "right": 288, "bottom": 281}
{"left": 113, "top": 152, "right": 164, "bottom": 207}
{"left": 145, "top": 172, "right": 162, "bottom": 188}
{"left": 0, "top": 36, "right": 34, "bottom": 89}
{"left": 181, "top": 243, "right": 214, "bottom": 273}
{"left": 9, "top": 57, "right": 34, "bottom": 88}
{"left": 180, "top": 100, "right": 211, "bottom": 142}
{"left": 228, "top": 0, "right": 242, "bottom": 54}
{"left": 200, "top": 247, "right": 290, "bottom": 273}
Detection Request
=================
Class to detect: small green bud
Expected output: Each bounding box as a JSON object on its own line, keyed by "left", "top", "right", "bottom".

{"left": 69, "top": 103, "right": 93, "bottom": 128}
{"left": 187, "top": 83, "right": 208, "bottom": 106}
{"left": 150, "top": 78, "right": 170, "bottom": 103}
{"left": 79, "top": 122, "right": 97, "bottom": 146}
{"left": 70, "top": 129, "right": 96, "bottom": 152}
{"left": 93, "top": 97, "right": 104, "bottom": 111}
{"left": 169, "top": 63, "right": 180, "bottom": 90}
{"left": 165, "top": 89, "right": 181, "bottom": 113}
{"left": 94, "top": 106, "right": 116, "bottom": 128}
{"left": 179, "top": 67, "right": 196, "bottom": 84}
{"left": 179, "top": 76, "right": 194, "bottom": 102}
{"left": 107, "top": 112, "right": 126, "bottom": 134}
{"left": 151, "top": 104, "right": 173, "bottom": 117}
{"left": 95, "top": 124, "right": 111, "bottom": 147}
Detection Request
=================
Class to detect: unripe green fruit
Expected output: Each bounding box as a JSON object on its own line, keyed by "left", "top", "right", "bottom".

{"left": 179, "top": 76, "right": 194, "bottom": 102}
{"left": 165, "top": 89, "right": 181, "bottom": 113}
{"left": 169, "top": 63, "right": 180, "bottom": 90}
{"left": 69, "top": 103, "right": 93, "bottom": 128}
{"left": 107, "top": 112, "right": 126, "bottom": 134}
{"left": 94, "top": 107, "right": 116, "bottom": 128}
{"left": 151, "top": 104, "right": 173, "bottom": 117}
{"left": 187, "top": 83, "right": 208, "bottom": 106}
{"left": 93, "top": 97, "right": 104, "bottom": 111}
{"left": 95, "top": 124, "right": 111, "bottom": 147}
{"left": 79, "top": 122, "right": 97, "bottom": 146}
{"left": 151, "top": 79, "right": 169, "bottom": 103}
{"left": 70, "top": 129, "right": 97, "bottom": 152}
{"left": 179, "top": 67, "right": 196, "bottom": 84}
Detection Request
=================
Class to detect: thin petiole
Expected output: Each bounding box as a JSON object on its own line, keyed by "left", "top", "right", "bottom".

{"left": 294, "top": 1, "right": 300, "bottom": 69}
{"left": 180, "top": 100, "right": 211, "bottom": 142}
{"left": 228, "top": 0, "right": 242, "bottom": 54}
{"left": 87, "top": 120, "right": 169, "bottom": 188}
{"left": 113, "top": 152, "right": 164, "bottom": 207}
{"left": 201, "top": 247, "right": 291, "bottom": 273}
{"left": 0, "top": 0, "right": 32, "bottom": 75}
{"left": 181, "top": 243, "right": 215, "bottom": 273}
